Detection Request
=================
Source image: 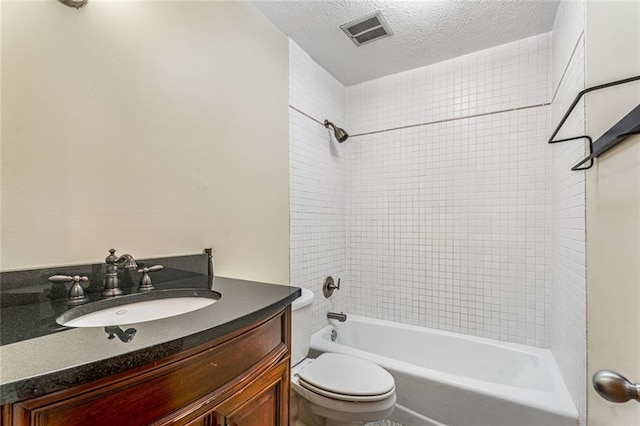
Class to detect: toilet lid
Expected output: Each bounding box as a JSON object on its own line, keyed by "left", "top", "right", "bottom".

{"left": 297, "top": 353, "right": 395, "bottom": 402}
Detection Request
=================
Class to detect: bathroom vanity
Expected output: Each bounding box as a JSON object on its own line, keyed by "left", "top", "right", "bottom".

{"left": 0, "top": 253, "right": 300, "bottom": 425}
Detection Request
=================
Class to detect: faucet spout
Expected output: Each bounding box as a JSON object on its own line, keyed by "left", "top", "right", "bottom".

{"left": 115, "top": 254, "right": 137, "bottom": 269}
{"left": 103, "top": 249, "right": 137, "bottom": 297}
{"left": 327, "top": 312, "right": 347, "bottom": 322}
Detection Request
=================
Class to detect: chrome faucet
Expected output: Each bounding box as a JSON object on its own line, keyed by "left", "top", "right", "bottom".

{"left": 103, "top": 249, "right": 138, "bottom": 297}
{"left": 327, "top": 312, "right": 347, "bottom": 322}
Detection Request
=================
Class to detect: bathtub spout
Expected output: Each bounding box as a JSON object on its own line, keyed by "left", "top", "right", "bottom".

{"left": 327, "top": 312, "right": 347, "bottom": 322}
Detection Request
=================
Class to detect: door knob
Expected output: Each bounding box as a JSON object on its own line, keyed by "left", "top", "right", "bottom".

{"left": 592, "top": 370, "right": 640, "bottom": 403}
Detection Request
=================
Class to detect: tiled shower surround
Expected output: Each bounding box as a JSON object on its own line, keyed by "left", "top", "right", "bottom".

{"left": 345, "top": 33, "right": 552, "bottom": 347}
{"left": 289, "top": 41, "right": 349, "bottom": 332}
{"left": 290, "top": 26, "right": 586, "bottom": 421}
{"left": 346, "top": 107, "right": 551, "bottom": 346}
{"left": 291, "top": 34, "right": 553, "bottom": 342}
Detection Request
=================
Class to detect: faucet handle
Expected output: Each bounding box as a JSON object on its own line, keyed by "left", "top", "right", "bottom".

{"left": 48, "top": 275, "right": 89, "bottom": 305}
{"left": 137, "top": 265, "right": 163, "bottom": 291}
{"left": 142, "top": 265, "right": 164, "bottom": 273}
{"left": 105, "top": 248, "right": 118, "bottom": 264}
{"left": 48, "top": 275, "right": 89, "bottom": 283}
{"left": 322, "top": 276, "right": 341, "bottom": 298}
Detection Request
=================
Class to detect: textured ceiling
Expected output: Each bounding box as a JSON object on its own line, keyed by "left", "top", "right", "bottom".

{"left": 253, "top": 0, "right": 559, "bottom": 86}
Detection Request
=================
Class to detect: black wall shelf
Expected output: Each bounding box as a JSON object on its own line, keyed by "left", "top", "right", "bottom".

{"left": 548, "top": 75, "right": 640, "bottom": 171}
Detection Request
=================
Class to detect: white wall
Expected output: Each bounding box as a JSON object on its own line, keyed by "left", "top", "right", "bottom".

{"left": 1, "top": 1, "right": 290, "bottom": 284}
{"left": 549, "top": 1, "right": 586, "bottom": 423}
{"left": 289, "top": 41, "right": 348, "bottom": 332}
{"left": 345, "top": 34, "right": 552, "bottom": 347}
{"left": 584, "top": 2, "right": 640, "bottom": 425}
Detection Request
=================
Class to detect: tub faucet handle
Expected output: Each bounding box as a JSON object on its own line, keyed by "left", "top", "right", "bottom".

{"left": 323, "top": 276, "right": 341, "bottom": 298}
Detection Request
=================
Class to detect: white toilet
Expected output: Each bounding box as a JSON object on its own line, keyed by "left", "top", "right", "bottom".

{"left": 290, "top": 288, "right": 396, "bottom": 426}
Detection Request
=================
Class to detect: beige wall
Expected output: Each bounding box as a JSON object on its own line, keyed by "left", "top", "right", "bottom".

{"left": 0, "top": 1, "right": 290, "bottom": 285}
{"left": 585, "top": 1, "right": 640, "bottom": 424}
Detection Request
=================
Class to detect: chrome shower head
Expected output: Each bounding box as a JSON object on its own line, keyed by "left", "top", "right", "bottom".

{"left": 324, "top": 120, "right": 349, "bottom": 143}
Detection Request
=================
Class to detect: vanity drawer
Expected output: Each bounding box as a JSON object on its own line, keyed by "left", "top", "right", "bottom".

{"left": 7, "top": 309, "right": 289, "bottom": 426}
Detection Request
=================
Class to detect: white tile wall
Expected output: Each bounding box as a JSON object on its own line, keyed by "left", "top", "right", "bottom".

{"left": 552, "top": 0, "right": 586, "bottom": 95}
{"left": 551, "top": 1, "right": 586, "bottom": 423}
{"left": 345, "top": 34, "right": 553, "bottom": 347}
{"left": 347, "top": 34, "right": 550, "bottom": 136}
{"left": 289, "top": 40, "right": 349, "bottom": 333}
{"left": 346, "top": 108, "right": 551, "bottom": 346}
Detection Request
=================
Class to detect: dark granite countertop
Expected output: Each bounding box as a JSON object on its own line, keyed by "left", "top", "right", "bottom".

{"left": 0, "top": 253, "right": 300, "bottom": 404}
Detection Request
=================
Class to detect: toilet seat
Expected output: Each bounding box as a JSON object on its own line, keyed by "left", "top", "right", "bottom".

{"left": 297, "top": 353, "right": 395, "bottom": 402}
{"left": 298, "top": 377, "right": 396, "bottom": 402}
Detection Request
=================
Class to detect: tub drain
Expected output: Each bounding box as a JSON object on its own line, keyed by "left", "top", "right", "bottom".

{"left": 331, "top": 329, "right": 337, "bottom": 342}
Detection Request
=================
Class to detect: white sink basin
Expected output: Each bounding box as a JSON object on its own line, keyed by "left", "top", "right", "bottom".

{"left": 57, "top": 289, "right": 221, "bottom": 327}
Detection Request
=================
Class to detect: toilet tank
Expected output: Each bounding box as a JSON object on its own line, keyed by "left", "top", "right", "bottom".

{"left": 291, "top": 287, "right": 314, "bottom": 366}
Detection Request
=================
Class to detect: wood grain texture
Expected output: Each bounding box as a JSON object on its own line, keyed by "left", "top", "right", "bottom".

{"left": 3, "top": 308, "right": 290, "bottom": 426}
{"left": 214, "top": 358, "right": 290, "bottom": 426}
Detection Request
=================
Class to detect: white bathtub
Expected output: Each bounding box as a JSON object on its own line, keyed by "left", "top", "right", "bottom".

{"left": 310, "top": 315, "right": 578, "bottom": 426}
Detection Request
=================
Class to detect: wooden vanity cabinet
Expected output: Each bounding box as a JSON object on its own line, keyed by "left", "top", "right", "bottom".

{"left": 1, "top": 307, "right": 291, "bottom": 426}
{"left": 215, "top": 360, "right": 288, "bottom": 426}
{"left": 187, "top": 358, "right": 289, "bottom": 426}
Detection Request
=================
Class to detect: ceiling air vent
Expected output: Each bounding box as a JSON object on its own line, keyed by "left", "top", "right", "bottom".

{"left": 340, "top": 11, "right": 393, "bottom": 47}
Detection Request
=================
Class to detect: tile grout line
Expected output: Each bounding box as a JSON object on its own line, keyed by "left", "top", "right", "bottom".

{"left": 550, "top": 30, "right": 584, "bottom": 105}
{"left": 289, "top": 105, "right": 325, "bottom": 127}
{"left": 350, "top": 103, "right": 551, "bottom": 137}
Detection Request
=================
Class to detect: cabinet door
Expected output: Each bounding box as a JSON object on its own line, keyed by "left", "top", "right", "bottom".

{"left": 214, "top": 358, "right": 289, "bottom": 426}
{"left": 224, "top": 385, "right": 278, "bottom": 426}
{"left": 184, "top": 414, "right": 222, "bottom": 426}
